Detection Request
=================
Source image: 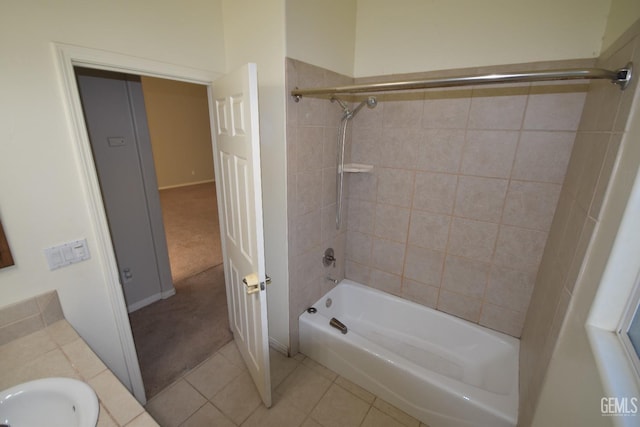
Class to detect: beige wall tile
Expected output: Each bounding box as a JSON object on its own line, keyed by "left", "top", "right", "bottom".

{"left": 378, "top": 128, "right": 422, "bottom": 169}
{"left": 297, "top": 127, "right": 324, "bottom": 172}
{"left": 494, "top": 225, "right": 548, "bottom": 272}
{"left": 447, "top": 218, "right": 498, "bottom": 262}
{"left": 294, "top": 210, "right": 321, "bottom": 253}
{"left": 486, "top": 266, "right": 536, "bottom": 313}
{"left": 512, "top": 131, "right": 575, "bottom": 183}
{"left": 0, "top": 315, "right": 45, "bottom": 346}
{"left": 351, "top": 127, "right": 382, "bottom": 165}
{"left": 441, "top": 255, "right": 490, "bottom": 299}
{"left": 523, "top": 90, "right": 587, "bottom": 131}
{"left": 454, "top": 176, "right": 508, "bottom": 222}
{"left": 374, "top": 204, "right": 410, "bottom": 243}
{"left": 383, "top": 96, "right": 425, "bottom": 129}
{"left": 297, "top": 170, "right": 322, "bottom": 216}
{"left": 575, "top": 132, "right": 610, "bottom": 212}
{"left": 590, "top": 133, "right": 623, "bottom": 219}
{"left": 468, "top": 86, "right": 528, "bottom": 130}
{"left": 37, "top": 291, "right": 65, "bottom": 326}
{"left": 346, "top": 231, "right": 373, "bottom": 265}
{"left": 0, "top": 298, "right": 39, "bottom": 327}
{"left": 371, "top": 238, "right": 406, "bottom": 275}
{"left": 322, "top": 168, "right": 337, "bottom": 208}
{"left": 461, "top": 130, "right": 519, "bottom": 178}
{"left": 402, "top": 279, "right": 439, "bottom": 308}
{"left": 422, "top": 89, "right": 472, "bottom": 129}
{"left": 407, "top": 210, "right": 450, "bottom": 251}
{"left": 323, "top": 127, "right": 338, "bottom": 168}
{"left": 347, "top": 199, "right": 376, "bottom": 233}
{"left": 479, "top": 303, "right": 525, "bottom": 336}
{"left": 416, "top": 129, "right": 465, "bottom": 173}
{"left": 437, "top": 289, "right": 482, "bottom": 322}
{"left": 346, "top": 260, "right": 371, "bottom": 284}
{"left": 348, "top": 172, "right": 377, "bottom": 202}
{"left": 370, "top": 269, "right": 402, "bottom": 295}
{"left": 403, "top": 245, "right": 445, "bottom": 286}
{"left": 413, "top": 172, "right": 458, "bottom": 214}
{"left": 502, "top": 181, "right": 561, "bottom": 231}
{"left": 376, "top": 168, "right": 414, "bottom": 207}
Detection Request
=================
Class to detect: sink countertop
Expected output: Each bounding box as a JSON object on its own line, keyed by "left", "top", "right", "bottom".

{"left": 0, "top": 319, "right": 159, "bottom": 426}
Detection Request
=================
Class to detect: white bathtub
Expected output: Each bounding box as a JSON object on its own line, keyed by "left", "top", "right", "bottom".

{"left": 299, "top": 280, "right": 519, "bottom": 427}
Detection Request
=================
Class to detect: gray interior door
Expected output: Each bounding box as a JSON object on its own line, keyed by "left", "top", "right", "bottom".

{"left": 76, "top": 68, "right": 174, "bottom": 312}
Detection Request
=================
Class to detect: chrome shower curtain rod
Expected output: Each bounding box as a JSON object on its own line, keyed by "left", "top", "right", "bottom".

{"left": 291, "top": 63, "right": 634, "bottom": 100}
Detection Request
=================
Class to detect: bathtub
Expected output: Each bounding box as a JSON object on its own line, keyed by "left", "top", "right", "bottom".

{"left": 299, "top": 280, "right": 519, "bottom": 427}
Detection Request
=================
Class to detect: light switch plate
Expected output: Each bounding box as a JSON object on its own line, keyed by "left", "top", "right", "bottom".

{"left": 44, "top": 238, "right": 90, "bottom": 270}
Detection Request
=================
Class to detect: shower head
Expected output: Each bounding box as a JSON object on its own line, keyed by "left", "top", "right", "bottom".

{"left": 331, "top": 96, "right": 377, "bottom": 119}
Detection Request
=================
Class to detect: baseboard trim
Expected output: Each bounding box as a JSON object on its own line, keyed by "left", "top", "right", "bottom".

{"left": 158, "top": 179, "right": 214, "bottom": 191}
{"left": 127, "top": 293, "right": 163, "bottom": 313}
{"left": 269, "top": 337, "right": 289, "bottom": 356}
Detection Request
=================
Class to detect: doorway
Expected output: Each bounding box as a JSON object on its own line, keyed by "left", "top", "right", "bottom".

{"left": 75, "top": 68, "right": 232, "bottom": 399}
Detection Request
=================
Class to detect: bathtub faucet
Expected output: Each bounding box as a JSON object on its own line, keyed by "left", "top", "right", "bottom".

{"left": 326, "top": 276, "right": 338, "bottom": 284}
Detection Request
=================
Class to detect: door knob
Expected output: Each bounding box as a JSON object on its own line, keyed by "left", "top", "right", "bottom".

{"left": 242, "top": 273, "right": 272, "bottom": 294}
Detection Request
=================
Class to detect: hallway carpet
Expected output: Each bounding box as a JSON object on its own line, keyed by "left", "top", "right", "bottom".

{"left": 159, "top": 182, "right": 222, "bottom": 282}
{"left": 129, "top": 264, "right": 233, "bottom": 398}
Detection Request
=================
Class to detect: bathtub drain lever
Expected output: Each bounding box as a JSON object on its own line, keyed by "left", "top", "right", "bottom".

{"left": 330, "top": 317, "right": 348, "bottom": 334}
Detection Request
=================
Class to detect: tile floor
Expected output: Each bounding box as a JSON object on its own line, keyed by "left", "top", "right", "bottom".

{"left": 145, "top": 341, "right": 429, "bottom": 427}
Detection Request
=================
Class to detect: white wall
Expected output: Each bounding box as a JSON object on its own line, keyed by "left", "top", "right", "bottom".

{"left": 602, "top": 0, "right": 640, "bottom": 51}
{"left": 353, "top": 0, "right": 612, "bottom": 77}
{"left": 222, "top": 0, "right": 290, "bottom": 350}
{"left": 286, "top": 0, "right": 357, "bottom": 77}
{"left": 0, "top": 0, "right": 225, "bottom": 389}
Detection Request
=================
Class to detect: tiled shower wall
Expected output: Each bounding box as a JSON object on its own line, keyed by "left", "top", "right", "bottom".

{"left": 286, "top": 58, "right": 352, "bottom": 353}
{"left": 345, "top": 60, "right": 593, "bottom": 337}
{"left": 518, "top": 23, "right": 640, "bottom": 425}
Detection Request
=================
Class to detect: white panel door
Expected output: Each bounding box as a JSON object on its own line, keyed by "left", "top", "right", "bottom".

{"left": 211, "top": 63, "right": 271, "bottom": 407}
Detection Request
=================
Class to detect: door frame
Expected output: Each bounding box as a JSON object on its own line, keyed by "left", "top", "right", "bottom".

{"left": 54, "top": 43, "right": 223, "bottom": 403}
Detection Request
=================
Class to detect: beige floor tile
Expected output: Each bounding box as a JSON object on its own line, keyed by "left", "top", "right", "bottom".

{"left": 240, "top": 401, "right": 307, "bottom": 427}
{"left": 126, "top": 412, "right": 161, "bottom": 427}
{"left": 310, "top": 383, "right": 370, "bottom": 427}
{"left": 97, "top": 406, "right": 118, "bottom": 427}
{"left": 219, "top": 341, "right": 248, "bottom": 371}
{"left": 301, "top": 357, "right": 338, "bottom": 381}
{"left": 361, "top": 407, "right": 406, "bottom": 427}
{"left": 180, "top": 403, "right": 236, "bottom": 427}
{"left": 185, "top": 352, "right": 243, "bottom": 399}
{"left": 275, "top": 364, "right": 332, "bottom": 414}
{"left": 373, "top": 398, "right": 420, "bottom": 427}
{"left": 145, "top": 379, "right": 206, "bottom": 427}
{"left": 270, "top": 348, "right": 301, "bottom": 388}
{"left": 211, "top": 371, "right": 262, "bottom": 425}
{"left": 334, "top": 376, "right": 375, "bottom": 404}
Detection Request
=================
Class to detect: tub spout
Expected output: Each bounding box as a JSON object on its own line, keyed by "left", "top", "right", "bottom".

{"left": 326, "top": 276, "right": 339, "bottom": 284}
{"left": 330, "top": 317, "right": 348, "bottom": 334}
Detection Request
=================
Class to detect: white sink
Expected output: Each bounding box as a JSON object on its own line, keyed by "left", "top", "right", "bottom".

{"left": 0, "top": 377, "right": 99, "bottom": 427}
